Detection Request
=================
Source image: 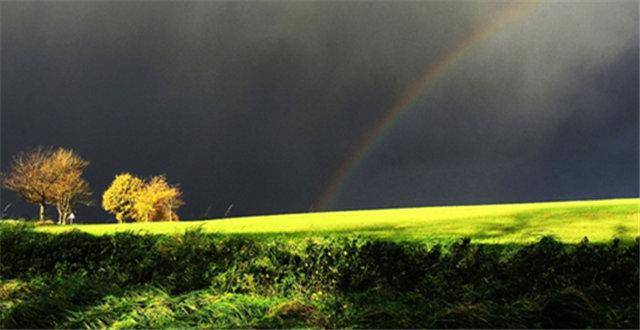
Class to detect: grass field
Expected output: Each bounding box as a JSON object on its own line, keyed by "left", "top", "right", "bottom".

{"left": 4, "top": 198, "right": 639, "bottom": 328}
{"left": 39, "top": 198, "right": 639, "bottom": 244}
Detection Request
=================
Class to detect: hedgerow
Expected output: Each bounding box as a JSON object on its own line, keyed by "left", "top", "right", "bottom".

{"left": 0, "top": 222, "right": 637, "bottom": 328}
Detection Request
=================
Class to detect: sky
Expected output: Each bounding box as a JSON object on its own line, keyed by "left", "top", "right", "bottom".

{"left": 1, "top": 1, "right": 638, "bottom": 222}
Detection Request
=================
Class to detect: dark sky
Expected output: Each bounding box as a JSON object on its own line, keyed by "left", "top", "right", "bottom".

{"left": 1, "top": 1, "right": 638, "bottom": 222}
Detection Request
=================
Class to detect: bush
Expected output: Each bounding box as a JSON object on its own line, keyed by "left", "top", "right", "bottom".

{"left": 0, "top": 223, "right": 637, "bottom": 328}
{"left": 34, "top": 220, "right": 55, "bottom": 226}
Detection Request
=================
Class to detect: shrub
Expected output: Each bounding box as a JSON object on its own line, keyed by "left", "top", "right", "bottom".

{"left": 102, "top": 173, "right": 144, "bottom": 223}
{"left": 35, "top": 220, "right": 55, "bottom": 226}
{"left": 103, "top": 174, "right": 183, "bottom": 223}
{"left": 0, "top": 223, "right": 637, "bottom": 328}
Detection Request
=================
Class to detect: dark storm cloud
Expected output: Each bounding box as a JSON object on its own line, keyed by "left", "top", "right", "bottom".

{"left": 337, "top": 2, "right": 638, "bottom": 210}
{"left": 1, "top": 1, "right": 637, "bottom": 220}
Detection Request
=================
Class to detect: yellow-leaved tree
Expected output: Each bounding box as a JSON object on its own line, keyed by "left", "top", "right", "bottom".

{"left": 103, "top": 174, "right": 183, "bottom": 223}
{"left": 48, "top": 148, "right": 92, "bottom": 224}
{"left": 133, "top": 175, "right": 183, "bottom": 222}
{"left": 1, "top": 147, "right": 58, "bottom": 221}
{"left": 102, "top": 173, "right": 144, "bottom": 223}
{"left": 2, "top": 147, "right": 92, "bottom": 222}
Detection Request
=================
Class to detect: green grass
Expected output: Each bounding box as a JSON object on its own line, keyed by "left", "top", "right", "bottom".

{"left": 3, "top": 203, "right": 639, "bottom": 328}
{"left": 38, "top": 198, "right": 639, "bottom": 244}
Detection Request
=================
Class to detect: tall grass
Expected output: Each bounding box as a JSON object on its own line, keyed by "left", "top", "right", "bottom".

{"left": 1, "top": 222, "right": 638, "bottom": 328}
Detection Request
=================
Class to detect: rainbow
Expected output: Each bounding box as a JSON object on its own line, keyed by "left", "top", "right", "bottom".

{"left": 316, "top": 2, "right": 539, "bottom": 210}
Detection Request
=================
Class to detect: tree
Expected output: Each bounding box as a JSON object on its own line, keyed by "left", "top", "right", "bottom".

{"left": 102, "top": 173, "right": 144, "bottom": 223}
{"left": 48, "top": 149, "right": 92, "bottom": 224}
{"left": 133, "top": 175, "right": 183, "bottom": 222}
{"left": 1, "top": 147, "right": 59, "bottom": 221}
{"left": 1, "top": 147, "right": 92, "bottom": 223}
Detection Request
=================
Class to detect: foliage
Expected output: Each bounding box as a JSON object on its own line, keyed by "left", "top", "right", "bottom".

{"left": 48, "top": 148, "right": 92, "bottom": 224}
{"left": 102, "top": 174, "right": 145, "bottom": 223}
{"left": 133, "top": 175, "right": 183, "bottom": 222}
{"left": 103, "top": 174, "right": 183, "bottom": 223}
{"left": 1, "top": 147, "right": 92, "bottom": 223}
{"left": 35, "top": 220, "right": 55, "bottom": 226}
{"left": 0, "top": 222, "right": 637, "bottom": 328}
{"left": 1, "top": 147, "right": 58, "bottom": 221}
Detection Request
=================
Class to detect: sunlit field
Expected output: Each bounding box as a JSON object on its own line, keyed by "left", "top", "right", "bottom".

{"left": 39, "top": 198, "right": 639, "bottom": 244}
{"left": 4, "top": 198, "right": 639, "bottom": 328}
{"left": 3, "top": 0, "right": 638, "bottom": 327}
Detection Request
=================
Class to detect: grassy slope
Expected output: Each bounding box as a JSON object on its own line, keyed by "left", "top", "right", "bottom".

{"left": 38, "top": 198, "right": 639, "bottom": 244}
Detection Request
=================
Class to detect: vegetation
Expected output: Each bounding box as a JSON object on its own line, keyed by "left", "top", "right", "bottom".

{"left": 102, "top": 174, "right": 145, "bottom": 223}
{"left": 132, "top": 175, "right": 183, "bottom": 222}
{"left": 42, "top": 198, "right": 638, "bottom": 245}
{"left": 1, "top": 147, "right": 92, "bottom": 222}
{"left": 0, "top": 222, "right": 637, "bottom": 328}
{"left": 48, "top": 149, "right": 92, "bottom": 224}
{"left": 1, "top": 147, "right": 636, "bottom": 328}
{"left": 103, "top": 174, "right": 183, "bottom": 223}
{"left": 0, "top": 146, "right": 183, "bottom": 224}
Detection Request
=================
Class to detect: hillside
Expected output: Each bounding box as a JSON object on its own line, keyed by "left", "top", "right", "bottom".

{"left": 39, "top": 198, "right": 639, "bottom": 244}
{"left": 3, "top": 198, "right": 638, "bottom": 328}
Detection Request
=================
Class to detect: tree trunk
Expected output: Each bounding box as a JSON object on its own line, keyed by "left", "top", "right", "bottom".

{"left": 58, "top": 205, "right": 68, "bottom": 225}
{"left": 39, "top": 203, "right": 45, "bottom": 221}
{"left": 60, "top": 205, "right": 68, "bottom": 225}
